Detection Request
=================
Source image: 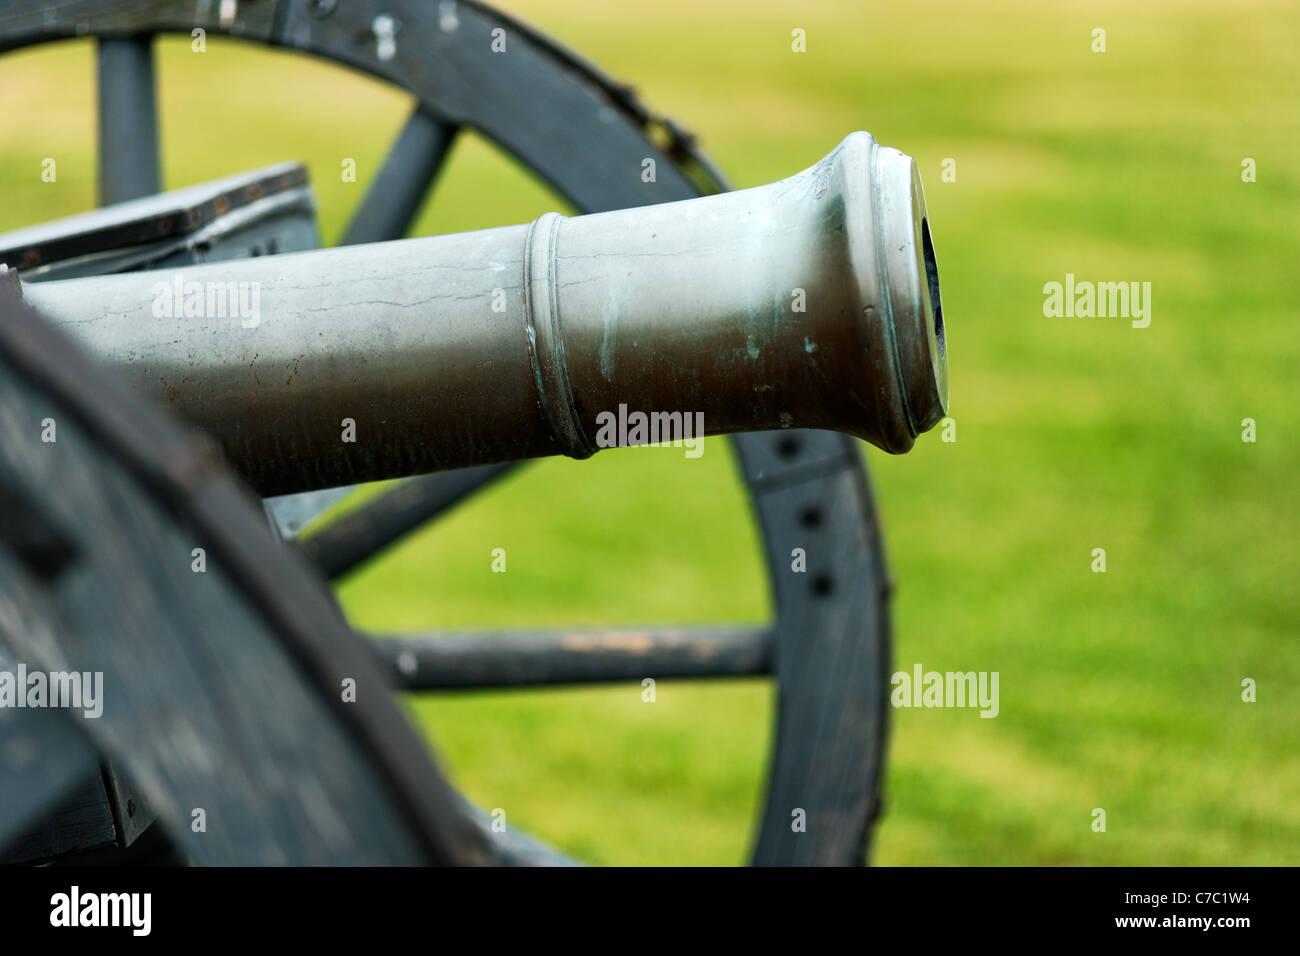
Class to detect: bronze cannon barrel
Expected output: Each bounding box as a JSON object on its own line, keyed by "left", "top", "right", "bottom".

{"left": 19, "top": 131, "right": 948, "bottom": 497}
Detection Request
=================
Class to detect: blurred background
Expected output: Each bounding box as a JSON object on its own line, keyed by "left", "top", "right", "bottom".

{"left": 0, "top": 0, "right": 1295, "bottom": 864}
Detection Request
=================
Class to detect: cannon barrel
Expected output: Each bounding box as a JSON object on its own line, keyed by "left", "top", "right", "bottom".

{"left": 18, "top": 132, "right": 948, "bottom": 497}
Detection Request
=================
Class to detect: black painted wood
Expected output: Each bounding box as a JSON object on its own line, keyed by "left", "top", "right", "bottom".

{"left": 0, "top": 774, "right": 117, "bottom": 864}
{"left": 340, "top": 108, "right": 458, "bottom": 246}
{"left": 0, "top": 1, "right": 702, "bottom": 214}
{"left": 97, "top": 35, "right": 160, "bottom": 205}
{"left": 736, "top": 431, "right": 892, "bottom": 866}
{"left": 300, "top": 464, "right": 514, "bottom": 580}
{"left": 0, "top": 1, "right": 281, "bottom": 52}
{"left": 373, "top": 626, "right": 773, "bottom": 690}
{"left": 0, "top": 289, "right": 486, "bottom": 864}
{"left": 0, "top": 645, "right": 105, "bottom": 855}
{"left": 102, "top": 759, "right": 156, "bottom": 848}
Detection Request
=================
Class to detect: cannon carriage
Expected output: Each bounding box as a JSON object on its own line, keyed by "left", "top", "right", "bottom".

{"left": 0, "top": 0, "right": 947, "bottom": 866}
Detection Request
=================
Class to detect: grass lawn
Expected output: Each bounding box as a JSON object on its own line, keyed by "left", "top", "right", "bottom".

{"left": 0, "top": 0, "right": 1295, "bottom": 864}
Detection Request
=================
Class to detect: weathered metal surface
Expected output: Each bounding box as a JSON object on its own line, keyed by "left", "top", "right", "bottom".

{"left": 266, "top": 111, "right": 460, "bottom": 536}
{"left": 372, "top": 626, "right": 773, "bottom": 690}
{"left": 21, "top": 133, "right": 947, "bottom": 497}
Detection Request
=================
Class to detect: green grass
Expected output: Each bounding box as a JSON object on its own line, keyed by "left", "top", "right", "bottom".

{"left": 1, "top": 0, "right": 1296, "bottom": 865}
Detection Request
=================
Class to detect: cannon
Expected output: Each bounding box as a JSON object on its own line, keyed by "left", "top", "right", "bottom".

{"left": 0, "top": 1, "right": 949, "bottom": 866}
{"left": 16, "top": 133, "right": 946, "bottom": 495}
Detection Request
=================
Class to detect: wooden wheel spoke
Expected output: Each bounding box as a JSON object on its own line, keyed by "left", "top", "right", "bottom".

{"left": 299, "top": 463, "right": 516, "bottom": 580}
{"left": 369, "top": 626, "right": 773, "bottom": 690}
{"left": 96, "top": 35, "right": 160, "bottom": 206}
{"left": 340, "top": 108, "right": 458, "bottom": 245}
